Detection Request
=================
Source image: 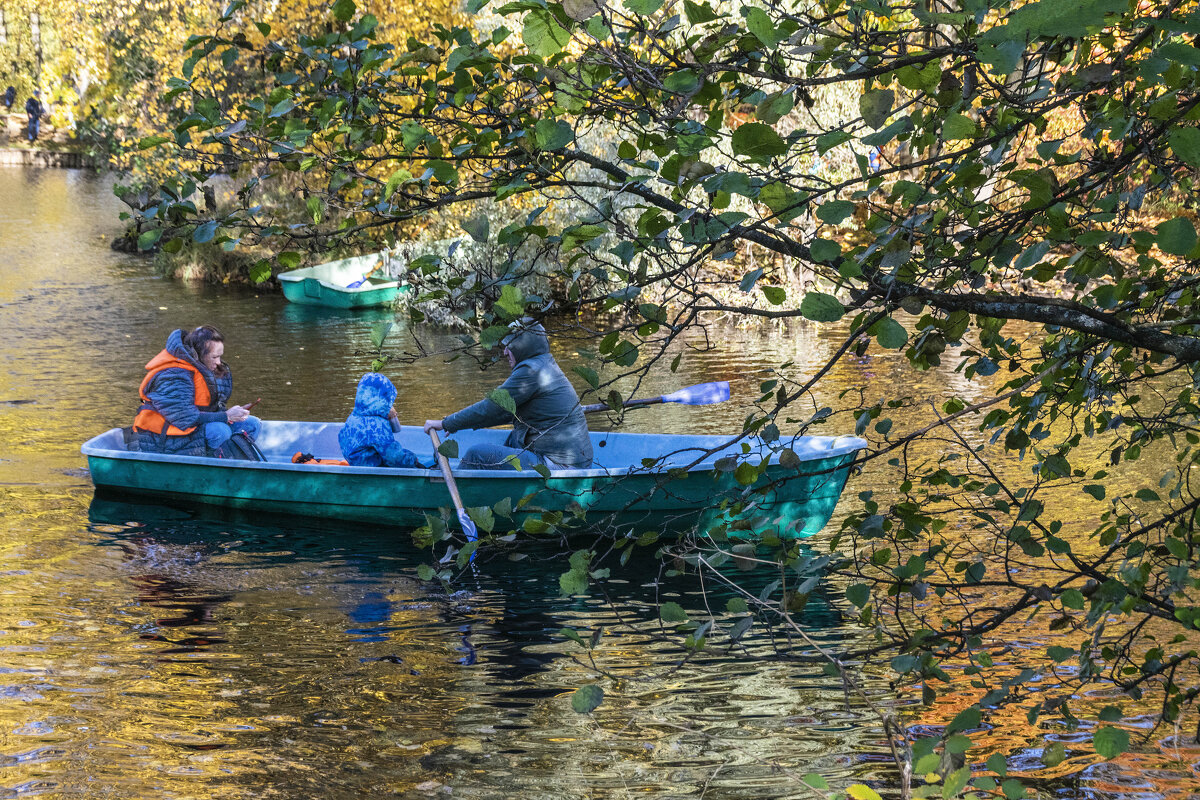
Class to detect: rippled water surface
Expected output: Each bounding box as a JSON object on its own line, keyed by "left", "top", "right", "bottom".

{"left": 0, "top": 167, "right": 1193, "bottom": 798}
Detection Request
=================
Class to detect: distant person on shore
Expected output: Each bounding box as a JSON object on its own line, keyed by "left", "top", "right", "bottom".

{"left": 131, "top": 326, "right": 261, "bottom": 457}
{"left": 338, "top": 373, "right": 433, "bottom": 468}
{"left": 423, "top": 319, "right": 593, "bottom": 470}
{"left": 2, "top": 86, "right": 14, "bottom": 110}
{"left": 24, "top": 91, "right": 42, "bottom": 143}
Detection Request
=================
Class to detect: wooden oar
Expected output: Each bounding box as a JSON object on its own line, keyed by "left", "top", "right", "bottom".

{"left": 345, "top": 259, "right": 384, "bottom": 288}
{"left": 581, "top": 380, "right": 730, "bottom": 414}
{"left": 428, "top": 429, "right": 479, "bottom": 548}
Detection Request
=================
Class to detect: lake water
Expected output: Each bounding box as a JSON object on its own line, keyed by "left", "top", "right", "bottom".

{"left": 0, "top": 166, "right": 1193, "bottom": 798}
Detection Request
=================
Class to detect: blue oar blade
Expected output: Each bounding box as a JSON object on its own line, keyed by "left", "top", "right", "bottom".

{"left": 457, "top": 509, "right": 479, "bottom": 542}
{"left": 661, "top": 381, "right": 730, "bottom": 406}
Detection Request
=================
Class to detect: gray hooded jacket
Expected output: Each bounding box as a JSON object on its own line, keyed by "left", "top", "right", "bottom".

{"left": 442, "top": 322, "right": 593, "bottom": 468}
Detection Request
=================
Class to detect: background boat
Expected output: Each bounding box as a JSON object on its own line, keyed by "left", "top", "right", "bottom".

{"left": 277, "top": 252, "right": 406, "bottom": 309}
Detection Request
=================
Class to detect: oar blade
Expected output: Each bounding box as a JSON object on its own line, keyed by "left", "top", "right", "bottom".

{"left": 661, "top": 381, "right": 730, "bottom": 406}
{"left": 457, "top": 509, "right": 479, "bottom": 543}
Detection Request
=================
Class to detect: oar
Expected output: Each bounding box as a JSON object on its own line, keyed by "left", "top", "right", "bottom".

{"left": 428, "top": 429, "right": 479, "bottom": 550}
{"left": 581, "top": 380, "right": 730, "bottom": 414}
{"left": 345, "top": 258, "right": 384, "bottom": 288}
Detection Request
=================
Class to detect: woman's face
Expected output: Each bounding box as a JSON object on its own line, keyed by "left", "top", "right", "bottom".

{"left": 503, "top": 347, "right": 516, "bottom": 369}
{"left": 200, "top": 340, "right": 224, "bottom": 373}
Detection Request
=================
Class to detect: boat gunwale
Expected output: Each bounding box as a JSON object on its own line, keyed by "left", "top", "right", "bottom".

{"left": 81, "top": 426, "right": 867, "bottom": 481}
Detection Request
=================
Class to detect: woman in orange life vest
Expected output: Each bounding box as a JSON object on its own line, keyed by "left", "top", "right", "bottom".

{"left": 132, "top": 326, "right": 261, "bottom": 456}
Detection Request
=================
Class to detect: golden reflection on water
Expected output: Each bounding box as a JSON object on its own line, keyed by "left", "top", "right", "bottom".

{"left": 2, "top": 167, "right": 1198, "bottom": 797}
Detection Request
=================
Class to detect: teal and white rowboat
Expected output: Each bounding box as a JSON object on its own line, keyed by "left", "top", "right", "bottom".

{"left": 81, "top": 422, "right": 866, "bottom": 538}
{"left": 277, "top": 252, "right": 406, "bottom": 309}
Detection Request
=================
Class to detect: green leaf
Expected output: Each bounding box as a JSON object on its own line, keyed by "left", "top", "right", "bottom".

{"left": 664, "top": 70, "right": 700, "bottom": 94}
{"left": 816, "top": 130, "right": 853, "bottom": 155}
{"left": 1047, "top": 645, "right": 1074, "bottom": 662}
{"left": 384, "top": 168, "right": 411, "bottom": 199}
{"left": 488, "top": 387, "right": 518, "bottom": 415}
{"left": 417, "top": 563, "right": 435, "bottom": 580}
{"left": 872, "top": 317, "right": 908, "bottom": 349}
{"left": 138, "top": 134, "right": 172, "bottom": 150}
{"left": 660, "top": 601, "right": 689, "bottom": 622}
{"left": 249, "top": 259, "right": 272, "bottom": 284}
{"left": 800, "top": 291, "right": 845, "bottom": 322}
{"left": 496, "top": 283, "right": 525, "bottom": 317}
{"left": 137, "top": 228, "right": 163, "bottom": 251}
{"left": 562, "top": 223, "right": 606, "bottom": 250}
{"left": 192, "top": 220, "right": 218, "bottom": 244}
{"left": 684, "top": 0, "right": 718, "bottom": 24}
{"left": 573, "top": 365, "right": 600, "bottom": 387}
{"left": 1159, "top": 41, "right": 1200, "bottom": 66}
{"left": 942, "top": 112, "right": 978, "bottom": 140}
{"left": 1169, "top": 127, "right": 1200, "bottom": 168}
{"left": 625, "top": 0, "right": 663, "bottom": 12}
{"left": 437, "top": 439, "right": 459, "bottom": 458}
{"left": 369, "top": 321, "right": 393, "bottom": 349}
{"left": 559, "top": 568, "right": 588, "bottom": 596}
{"left": 730, "top": 122, "right": 788, "bottom": 162}
{"left": 846, "top": 583, "right": 870, "bottom": 607}
{"left": 571, "top": 684, "right": 604, "bottom": 713}
{"left": 746, "top": 7, "right": 781, "bottom": 48}
{"left": 423, "top": 160, "right": 458, "bottom": 186}
{"left": 810, "top": 238, "right": 840, "bottom": 262}
{"left": 816, "top": 200, "right": 855, "bottom": 225}
{"left": 523, "top": 9, "right": 570, "bottom": 59}
{"left": 1083, "top": 484, "right": 1106, "bottom": 500}
{"left": 761, "top": 285, "right": 786, "bottom": 305}
{"left": 726, "top": 597, "right": 749, "bottom": 613}
{"left": 461, "top": 215, "right": 490, "bottom": 243}
{"left": 734, "top": 461, "right": 758, "bottom": 485}
{"left": 1157, "top": 216, "right": 1197, "bottom": 256}
{"left": 859, "top": 89, "right": 894, "bottom": 130}
{"left": 1093, "top": 726, "right": 1129, "bottom": 759}
{"left": 846, "top": 785, "right": 882, "bottom": 800}
{"left": 332, "top": 0, "right": 356, "bottom": 22}
{"left": 756, "top": 91, "right": 794, "bottom": 125}
{"left": 534, "top": 118, "right": 574, "bottom": 151}
{"left": 278, "top": 251, "right": 302, "bottom": 269}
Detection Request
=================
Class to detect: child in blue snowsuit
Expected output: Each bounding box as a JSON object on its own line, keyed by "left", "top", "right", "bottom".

{"left": 338, "top": 373, "right": 433, "bottom": 468}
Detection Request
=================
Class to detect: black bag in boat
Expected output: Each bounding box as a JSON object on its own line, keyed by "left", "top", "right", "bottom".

{"left": 213, "top": 430, "right": 266, "bottom": 461}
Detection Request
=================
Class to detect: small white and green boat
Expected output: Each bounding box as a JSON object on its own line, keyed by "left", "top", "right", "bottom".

{"left": 81, "top": 422, "right": 866, "bottom": 538}
{"left": 277, "top": 252, "right": 406, "bottom": 309}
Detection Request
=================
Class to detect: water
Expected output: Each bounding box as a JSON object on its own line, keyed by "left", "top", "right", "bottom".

{"left": 0, "top": 167, "right": 1194, "bottom": 798}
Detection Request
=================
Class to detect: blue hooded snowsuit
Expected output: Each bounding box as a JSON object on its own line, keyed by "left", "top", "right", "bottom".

{"left": 443, "top": 321, "right": 593, "bottom": 469}
{"left": 339, "top": 373, "right": 429, "bottom": 468}
{"left": 134, "top": 328, "right": 250, "bottom": 456}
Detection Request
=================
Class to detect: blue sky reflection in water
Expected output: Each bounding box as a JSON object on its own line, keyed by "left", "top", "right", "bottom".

{"left": 0, "top": 167, "right": 1196, "bottom": 798}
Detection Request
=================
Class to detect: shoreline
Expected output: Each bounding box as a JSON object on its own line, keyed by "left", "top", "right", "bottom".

{"left": 0, "top": 147, "right": 95, "bottom": 169}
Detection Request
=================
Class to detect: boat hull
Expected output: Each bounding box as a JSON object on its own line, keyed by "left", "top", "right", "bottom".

{"left": 277, "top": 253, "right": 406, "bottom": 309}
{"left": 82, "top": 423, "right": 865, "bottom": 538}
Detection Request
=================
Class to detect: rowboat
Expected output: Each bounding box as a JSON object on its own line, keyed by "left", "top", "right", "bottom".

{"left": 277, "top": 252, "right": 406, "bottom": 309}
{"left": 80, "top": 422, "right": 866, "bottom": 538}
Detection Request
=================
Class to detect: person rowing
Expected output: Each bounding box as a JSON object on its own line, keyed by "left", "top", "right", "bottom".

{"left": 423, "top": 319, "right": 593, "bottom": 470}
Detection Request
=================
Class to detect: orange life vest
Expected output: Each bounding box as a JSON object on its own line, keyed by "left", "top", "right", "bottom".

{"left": 132, "top": 350, "right": 218, "bottom": 436}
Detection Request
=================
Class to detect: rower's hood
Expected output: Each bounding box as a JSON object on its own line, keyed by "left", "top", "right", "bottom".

{"left": 352, "top": 372, "right": 396, "bottom": 418}
{"left": 501, "top": 319, "right": 550, "bottom": 364}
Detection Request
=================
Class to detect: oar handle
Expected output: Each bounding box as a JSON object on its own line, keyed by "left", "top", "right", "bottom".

{"left": 429, "top": 429, "right": 467, "bottom": 510}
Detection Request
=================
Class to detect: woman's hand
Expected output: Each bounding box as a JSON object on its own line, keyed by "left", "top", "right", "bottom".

{"left": 423, "top": 419, "right": 444, "bottom": 434}
{"left": 388, "top": 407, "right": 399, "bottom": 422}
{"left": 226, "top": 405, "right": 250, "bottom": 423}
